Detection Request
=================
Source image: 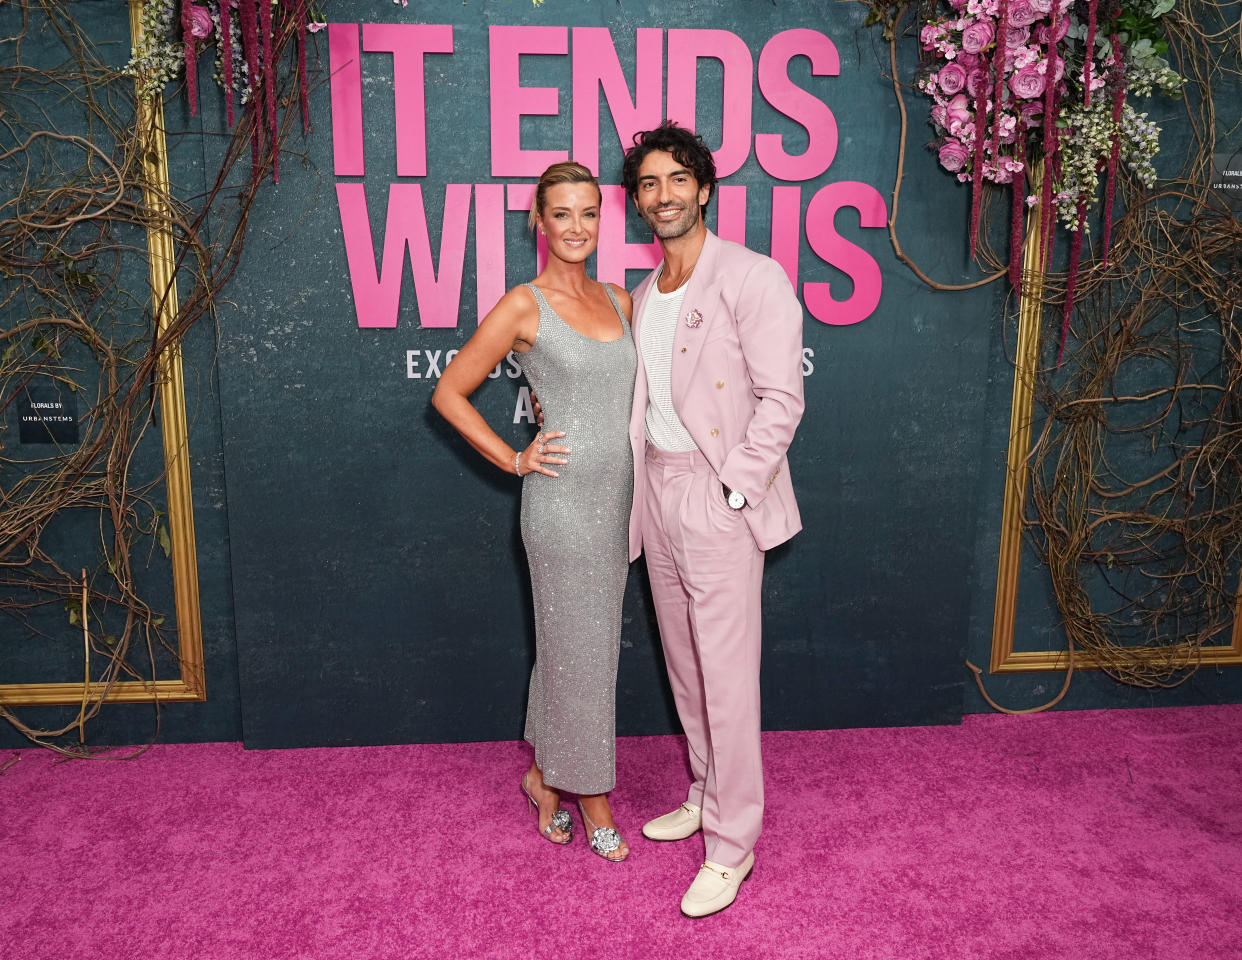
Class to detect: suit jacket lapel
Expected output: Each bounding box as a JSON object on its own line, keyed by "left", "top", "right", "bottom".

{"left": 671, "top": 230, "right": 723, "bottom": 409}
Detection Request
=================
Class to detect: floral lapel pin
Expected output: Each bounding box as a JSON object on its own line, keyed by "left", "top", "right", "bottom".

{"left": 685, "top": 308, "right": 703, "bottom": 328}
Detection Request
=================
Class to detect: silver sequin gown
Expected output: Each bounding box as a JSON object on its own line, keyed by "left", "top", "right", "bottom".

{"left": 517, "top": 283, "right": 636, "bottom": 795}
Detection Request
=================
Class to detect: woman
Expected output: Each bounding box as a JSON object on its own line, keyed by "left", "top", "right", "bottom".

{"left": 432, "top": 162, "right": 636, "bottom": 862}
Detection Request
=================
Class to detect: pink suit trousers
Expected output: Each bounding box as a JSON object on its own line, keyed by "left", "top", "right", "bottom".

{"left": 641, "top": 445, "right": 765, "bottom": 869}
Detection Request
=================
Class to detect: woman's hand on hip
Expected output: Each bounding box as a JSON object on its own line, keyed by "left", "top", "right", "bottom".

{"left": 519, "top": 430, "right": 569, "bottom": 478}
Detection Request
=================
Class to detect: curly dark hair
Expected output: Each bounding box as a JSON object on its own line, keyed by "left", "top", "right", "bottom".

{"left": 621, "top": 121, "right": 717, "bottom": 214}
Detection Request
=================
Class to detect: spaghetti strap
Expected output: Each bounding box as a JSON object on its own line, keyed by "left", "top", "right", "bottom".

{"left": 602, "top": 284, "right": 628, "bottom": 326}
{"left": 524, "top": 281, "right": 547, "bottom": 308}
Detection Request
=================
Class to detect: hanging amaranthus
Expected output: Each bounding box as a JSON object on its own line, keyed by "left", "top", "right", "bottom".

{"left": 125, "top": 1, "right": 327, "bottom": 183}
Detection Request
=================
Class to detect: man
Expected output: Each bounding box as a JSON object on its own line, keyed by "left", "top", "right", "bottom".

{"left": 623, "top": 122, "right": 805, "bottom": 917}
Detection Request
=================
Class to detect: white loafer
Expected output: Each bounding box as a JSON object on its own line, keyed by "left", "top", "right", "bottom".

{"left": 680, "top": 851, "right": 754, "bottom": 918}
{"left": 641, "top": 802, "right": 703, "bottom": 841}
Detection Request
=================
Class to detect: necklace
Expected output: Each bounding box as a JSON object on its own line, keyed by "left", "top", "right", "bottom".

{"left": 659, "top": 256, "right": 698, "bottom": 293}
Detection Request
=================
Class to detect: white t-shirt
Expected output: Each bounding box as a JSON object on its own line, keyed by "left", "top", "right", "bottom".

{"left": 639, "top": 271, "right": 698, "bottom": 452}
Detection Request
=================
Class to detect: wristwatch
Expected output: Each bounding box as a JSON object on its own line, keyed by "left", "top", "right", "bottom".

{"left": 723, "top": 483, "right": 746, "bottom": 510}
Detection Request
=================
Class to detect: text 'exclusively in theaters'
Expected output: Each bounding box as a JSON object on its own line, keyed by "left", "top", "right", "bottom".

{"left": 406, "top": 348, "right": 816, "bottom": 425}
{"left": 404, "top": 348, "right": 816, "bottom": 380}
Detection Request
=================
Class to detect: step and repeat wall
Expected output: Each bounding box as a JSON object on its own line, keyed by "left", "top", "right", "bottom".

{"left": 208, "top": 0, "right": 997, "bottom": 748}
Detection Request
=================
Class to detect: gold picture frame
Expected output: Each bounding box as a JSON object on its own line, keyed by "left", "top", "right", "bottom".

{"left": 0, "top": 1, "right": 205, "bottom": 707}
{"left": 989, "top": 194, "right": 1242, "bottom": 674}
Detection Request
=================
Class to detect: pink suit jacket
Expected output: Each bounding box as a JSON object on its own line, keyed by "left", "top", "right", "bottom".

{"left": 628, "top": 230, "right": 805, "bottom": 561}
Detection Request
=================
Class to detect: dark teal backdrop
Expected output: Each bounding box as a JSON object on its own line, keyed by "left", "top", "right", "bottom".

{"left": 2, "top": 0, "right": 1238, "bottom": 751}
{"left": 219, "top": 0, "right": 992, "bottom": 748}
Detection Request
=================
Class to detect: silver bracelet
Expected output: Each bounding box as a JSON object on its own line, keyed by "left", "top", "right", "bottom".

{"left": 514, "top": 451, "right": 522, "bottom": 476}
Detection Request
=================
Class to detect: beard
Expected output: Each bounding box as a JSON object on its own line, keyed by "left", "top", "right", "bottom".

{"left": 640, "top": 202, "right": 702, "bottom": 240}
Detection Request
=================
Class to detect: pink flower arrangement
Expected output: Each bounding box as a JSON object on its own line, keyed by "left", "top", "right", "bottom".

{"left": 914, "top": 0, "right": 1184, "bottom": 365}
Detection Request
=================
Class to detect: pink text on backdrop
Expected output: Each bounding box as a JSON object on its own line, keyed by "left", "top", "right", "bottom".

{"left": 328, "top": 23, "right": 885, "bottom": 328}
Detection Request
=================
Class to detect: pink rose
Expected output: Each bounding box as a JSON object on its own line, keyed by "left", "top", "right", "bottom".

{"left": 1018, "top": 100, "right": 1044, "bottom": 128}
{"left": 1035, "top": 18, "right": 1070, "bottom": 44}
{"left": 930, "top": 102, "right": 948, "bottom": 127}
{"left": 938, "top": 139, "right": 971, "bottom": 173}
{"left": 1004, "top": 25, "right": 1031, "bottom": 50}
{"left": 946, "top": 93, "right": 972, "bottom": 129}
{"left": 1029, "top": 0, "right": 1054, "bottom": 12}
{"left": 187, "top": 4, "right": 212, "bottom": 40}
{"left": 957, "top": 51, "right": 980, "bottom": 69}
{"left": 961, "top": 21, "right": 995, "bottom": 54}
{"left": 938, "top": 62, "right": 968, "bottom": 95}
{"left": 1009, "top": 64, "right": 1046, "bottom": 99}
{"left": 1007, "top": 1, "right": 1039, "bottom": 26}
{"left": 965, "top": 68, "right": 991, "bottom": 98}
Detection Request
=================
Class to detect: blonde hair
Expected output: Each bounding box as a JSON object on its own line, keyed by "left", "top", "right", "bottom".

{"left": 528, "top": 161, "right": 601, "bottom": 231}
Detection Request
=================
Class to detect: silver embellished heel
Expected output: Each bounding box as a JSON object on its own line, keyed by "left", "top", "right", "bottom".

{"left": 521, "top": 773, "right": 572, "bottom": 844}
{"left": 577, "top": 800, "right": 629, "bottom": 862}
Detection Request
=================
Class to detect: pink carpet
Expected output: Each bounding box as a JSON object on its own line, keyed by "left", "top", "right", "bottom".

{"left": 4, "top": 705, "right": 1241, "bottom": 960}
